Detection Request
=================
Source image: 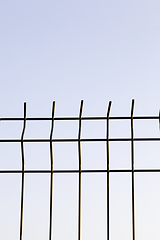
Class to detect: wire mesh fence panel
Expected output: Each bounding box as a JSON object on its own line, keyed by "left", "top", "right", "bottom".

{"left": 0, "top": 99, "right": 160, "bottom": 240}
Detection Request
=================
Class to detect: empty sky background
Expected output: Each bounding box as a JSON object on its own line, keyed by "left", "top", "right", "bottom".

{"left": 1, "top": 0, "right": 160, "bottom": 240}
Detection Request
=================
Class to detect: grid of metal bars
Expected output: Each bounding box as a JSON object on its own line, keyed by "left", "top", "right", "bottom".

{"left": 0, "top": 99, "right": 160, "bottom": 240}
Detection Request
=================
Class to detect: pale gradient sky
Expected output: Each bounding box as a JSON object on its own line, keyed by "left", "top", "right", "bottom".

{"left": 0, "top": 0, "right": 160, "bottom": 239}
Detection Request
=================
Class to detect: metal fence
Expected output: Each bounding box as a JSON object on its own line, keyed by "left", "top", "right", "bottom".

{"left": 0, "top": 99, "right": 160, "bottom": 240}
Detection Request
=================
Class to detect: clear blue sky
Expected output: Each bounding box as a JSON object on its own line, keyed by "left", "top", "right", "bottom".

{"left": 0, "top": 0, "right": 160, "bottom": 239}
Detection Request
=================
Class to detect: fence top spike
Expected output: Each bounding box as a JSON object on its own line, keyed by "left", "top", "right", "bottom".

{"left": 107, "top": 101, "right": 112, "bottom": 118}
{"left": 51, "top": 101, "right": 55, "bottom": 118}
{"left": 131, "top": 99, "right": 135, "bottom": 117}
{"left": 79, "top": 100, "right": 83, "bottom": 118}
{"left": 24, "top": 102, "right": 26, "bottom": 117}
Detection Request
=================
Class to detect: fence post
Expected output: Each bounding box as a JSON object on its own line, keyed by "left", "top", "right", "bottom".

{"left": 78, "top": 100, "right": 83, "bottom": 240}
{"left": 131, "top": 99, "right": 135, "bottom": 240}
{"left": 20, "top": 102, "right": 26, "bottom": 240}
{"left": 106, "top": 101, "right": 112, "bottom": 240}
{"left": 49, "top": 101, "right": 55, "bottom": 240}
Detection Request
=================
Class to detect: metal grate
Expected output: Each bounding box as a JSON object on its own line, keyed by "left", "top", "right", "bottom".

{"left": 0, "top": 99, "right": 160, "bottom": 240}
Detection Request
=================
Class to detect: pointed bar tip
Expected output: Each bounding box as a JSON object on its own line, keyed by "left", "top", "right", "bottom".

{"left": 107, "top": 101, "right": 112, "bottom": 118}
{"left": 51, "top": 101, "right": 55, "bottom": 118}
{"left": 23, "top": 102, "right": 26, "bottom": 118}
{"left": 131, "top": 99, "right": 135, "bottom": 117}
{"left": 79, "top": 100, "right": 83, "bottom": 118}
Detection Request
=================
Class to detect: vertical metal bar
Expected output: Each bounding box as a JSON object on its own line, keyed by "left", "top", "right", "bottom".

{"left": 49, "top": 101, "right": 55, "bottom": 240}
{"left": 78, "top": 100, "right": 83, "bottom": 240}
{"left": 131, "top": 99, "right": 135, "bottom": 240}
{"left": 20, "top": 102, "right": 26, "bottom": 240}
{"left": 106, "top": 101, "right": 112, "bottom": 240}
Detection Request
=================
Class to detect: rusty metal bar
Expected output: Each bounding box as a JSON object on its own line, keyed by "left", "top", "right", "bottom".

{"left": 131, "top": 99, "right": 135, "bottom": 240}
{"left": 49, "top": 101, "right": 55, "bottom": 240}
{"left": 78, "top": 100, "right": 83, "bottom": 240}
{"left": 20, "top": 102, "right": 26, "bottom": 240}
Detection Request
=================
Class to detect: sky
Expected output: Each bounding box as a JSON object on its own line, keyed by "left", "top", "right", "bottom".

{"left": 0, "top": 0, "right": 160, "bottom": 239}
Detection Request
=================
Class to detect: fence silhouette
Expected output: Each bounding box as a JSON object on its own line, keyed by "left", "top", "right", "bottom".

{"left": 0, "top": 99, "right": 160, "bottom": 240}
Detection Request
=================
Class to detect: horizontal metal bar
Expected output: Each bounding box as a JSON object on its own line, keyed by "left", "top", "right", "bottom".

{"left": 1, "top": 138, "right": 160, "bottom": 142}
{"left": 0, "top": 116, "right": 159, "bottom": 121}
{"left": 1, "top": 169, "right": 160, "bottom": 173}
